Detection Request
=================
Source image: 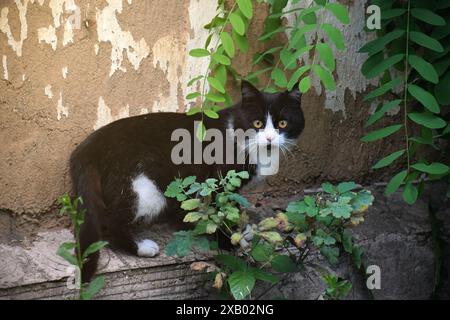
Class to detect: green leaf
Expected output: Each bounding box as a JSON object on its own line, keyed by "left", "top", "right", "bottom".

{"left": 56, "top": 245, "right": 78, "bottom": 265}
{"left": 342, "top": 230, "right": 353, "bottom": 254}
{"left": 206, "top": 222, "right": 218, "bottom": 234}
{"left": 316, "top": 43, "right": 335, "bottom": 71}
{"left": 381, "top": 8, "right": 406, "bottom": 20}
{"left": 284, "top": 46, "right": 313, "bottom": 70}
{"left": 312, "top": 65, "right": 335, "bottom": 90}
{"left": 287, "top": 65, "right": 310, "bottom": 90}
{"left": 81, "top": 276, "right": 105, "bottom": 300}
{"left": 299, "top": 76, "right": 311, "bottom": 93}
{"left": 236, "top": 0, "right": 253, "bottom": 19}
{"left": 408, "top": 112, "right": 446, "bottom": 129}
{"left": 411, "top": 162, "right": 449, "bottom": 175}
{"left": 182, "top": 176, "right": 196, "bottom": 187}
{"left": 186, "top": 107, "right": 202, "bottom": 116}
{"left": 289, "top": 25, "right": 316, "bottom": 50}
{"left": 82, "top": 241, "right": 108, "bottom": 259}
{"left": 59, "top": 242, "right": 76, "bottom": 250}
{"left": 411, "top": 8, "right": 446, "bottom": 26}
{"left": 216, "top": 254, "right": 246, "bottom": 271}
{"left": 181, "top": 198, "right": 200, "bottom": 210}
{"left": 220, "top": 32, "right": 235, "bottom": 58}
{"left": 359, "top": 30, "right": 405, "bottom": 56}
{"left": 228, "top": 271, "right": 255, "bottom": 300}
{"left": 361, "top": 124, "right": 402, "bottom": 142}
{"left": 186, "top": 92, "right": 201, "bottom": 100}
{"left": 408, "top": 55, "right": 439, "bottom": 84}
{"left": 165, "top": 231, "right": 192, "bottom": 256}
{"left": 365, "top": 54, "right": 404, "bottom": 79}
{"left": 322, "top": 182, "right": 336, "bottom": 194}
{"left": 271, "top": 68, "right": 288, "bottom": 87}
{"left": 410, "top": 31, "right": 444, "bottom": 52}
{"left": 271, "top": 255, "right": 298, "bottom": 272}
{"left": 325, "top": 3, "right": 349, "bottom": 24}
{"left": 435, "top": 70, "right": 450, "bottom": 105}
{"left": 253, "top": 46, "right": 283, "bottom": 65}
{"left": 207, "top": 77, "right": 225, "bottom": 93}
{"left": 230, "top": 13, "right": 246, "bottom": 36}
{"left": 232, "top": 31, "right": 249, "bottom": 53}
{"left": 251, "top": 243, "right": 273, "bottom": 262}
{"left": 403, "top": 182, "right": 418, "bottom": 205}
{"left": 372, "top": 150, "right": 405, "bottom": 169}
{"left": 183, "top": 211, "right": 202, "bottom": 223}
{"left": 352, "top": 246, "right": 363, "bottom": 269}
{"left": 250, "top": 268, "right": 279, "bottom": 284}
{"left": 320, "top": 246, "right": 339, "bottom": 265}
{"left": 187, "top": 75, "right": 203, "bottom": 86}
{"left": 337, "top": 181, "right": 358, "bottom": 193}
{"left": 321, "top": 23, "right": 345, "bottom": 50}
{"left": 205, "top": 93, "right": 225, "bottom": 104}
{"left": 237, "top": 171, "right": 249, "bottom": 179}
{"left": 192, "top": 236, "right": 210, "bottom": 252}
{"left": 366, "top": 99, "right": 402, "bottom": 127}
{"left": 363, "top": 78, "right": 402, "bottom": 101}
{"left": 189, "top": 48, "right": 210, "bottom": 57}
{"left": 407, "top": 84, "right": 440, "bottom": 113}
{"left": 385, "top": 170, "right": 407, "bottom": 196}
{"left": 212, "top": 52, "right": 231, "bottom": 65}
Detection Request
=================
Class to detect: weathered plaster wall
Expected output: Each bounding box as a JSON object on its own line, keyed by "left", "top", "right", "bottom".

{"left": 0, "top": 0, "right": 403, "bottom": 235}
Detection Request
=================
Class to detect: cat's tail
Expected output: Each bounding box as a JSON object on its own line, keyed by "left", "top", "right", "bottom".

{"left": 73, "top": 165, "right": 106, "bottom": 283}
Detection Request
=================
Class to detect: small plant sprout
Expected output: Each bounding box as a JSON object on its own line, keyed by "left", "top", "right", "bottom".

{"left": 57, "top": 194, "right": 108, "bottom": 300}
{"left": 164, "top": 171, "right": 374, "bottom": 300}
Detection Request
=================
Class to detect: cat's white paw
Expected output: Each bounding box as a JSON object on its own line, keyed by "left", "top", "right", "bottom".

{"left": 136, "top": 239, "right": 160, "bottom": 257}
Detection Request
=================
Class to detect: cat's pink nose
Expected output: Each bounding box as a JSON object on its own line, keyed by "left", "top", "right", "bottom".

{"left": 266, "top": 135, "right": 274, "bottom": 142}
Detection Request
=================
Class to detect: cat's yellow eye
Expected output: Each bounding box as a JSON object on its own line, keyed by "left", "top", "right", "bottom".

{"left": 278, "top": 120, "right": 288, "bottom": 128}
{"left": 253, "top": 120, "right": 263, "bottom": 129}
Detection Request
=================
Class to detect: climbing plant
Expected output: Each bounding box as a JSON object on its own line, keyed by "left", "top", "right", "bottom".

{"left": 360, "top": 0, "right": 450, "bottom": 204}
{"left": 185, "top": 0, "right": 350, "bottom": 140}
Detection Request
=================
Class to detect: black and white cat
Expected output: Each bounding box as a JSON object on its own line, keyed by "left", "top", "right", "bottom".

{"left": 70, "top": 81, "right": 305, "bottom": 282}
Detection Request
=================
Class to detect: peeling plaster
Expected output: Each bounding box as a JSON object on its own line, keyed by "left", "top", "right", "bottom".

{"left": 96, "top": 0, "right": 150, "bottom": 77}
{"left": 152, "top": 36, "right": 182, "bottom": 112}
{"left": 62, "top": 66, "right": 68, "bottom": 79}
{"left": 151, "top": 0, "right": 217, "bottom": 112}
{"left": 37, "top": 25, "right": 57, "bottom": 50}
{"left": 48, "top": 0, "right": 77, "bottom": 28}
{"left": 36, "top": 0, "right": 79, "bottom": 50}
{"left": 94, "top": 97, "right": 129, "bottom": 130}
{"left": 44, "top": 84, "right": 53, "bottom": 99}
{"left": 181, "top": 0, "right": 218, "bottom": 108}
{"left": 62, "top": 19, "right": 73, "bottom": 46}
{"left": 2, "top": 55, "right": 8, "bottom": 80}
{"left": 56, "top": 91, "right": 68, "bottom": 120}
{"left": 0, "top": 1, "right": 34, "bottom": 57}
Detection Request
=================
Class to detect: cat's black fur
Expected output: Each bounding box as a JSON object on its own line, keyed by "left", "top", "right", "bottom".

{"left": 70, "top": 81, "right": 305, "bottom": 282}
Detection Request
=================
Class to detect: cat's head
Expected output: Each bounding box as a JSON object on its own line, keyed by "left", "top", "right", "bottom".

{"left": 230, "top": 80, "right": 305, "bottom": 148}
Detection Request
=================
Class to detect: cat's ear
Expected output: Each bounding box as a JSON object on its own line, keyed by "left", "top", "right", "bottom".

{"left": 286, "top": 83, "right": 302, "bottom": 103}
{"left": 241, "top": 80, "right": 261, "bottom": 101}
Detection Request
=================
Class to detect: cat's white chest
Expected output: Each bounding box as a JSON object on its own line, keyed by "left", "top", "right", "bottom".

{"left": 132, "top": 173, "right": 167, "bottom": 221}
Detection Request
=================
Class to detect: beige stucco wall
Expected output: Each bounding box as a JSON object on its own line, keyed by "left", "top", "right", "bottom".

{"left": 0, "top": 0, "right": 402, "bottom": 235}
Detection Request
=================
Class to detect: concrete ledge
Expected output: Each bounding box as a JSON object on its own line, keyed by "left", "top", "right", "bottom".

{"left": 0, "top": 228, "right": 211, "bottom": 300}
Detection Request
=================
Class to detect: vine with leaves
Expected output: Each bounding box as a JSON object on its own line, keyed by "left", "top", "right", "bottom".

{"left": 185, "top": 0, "right": 350, "bottom": 140}
{"left": 360, "top": 0, "right": 450, "bottom": 204}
